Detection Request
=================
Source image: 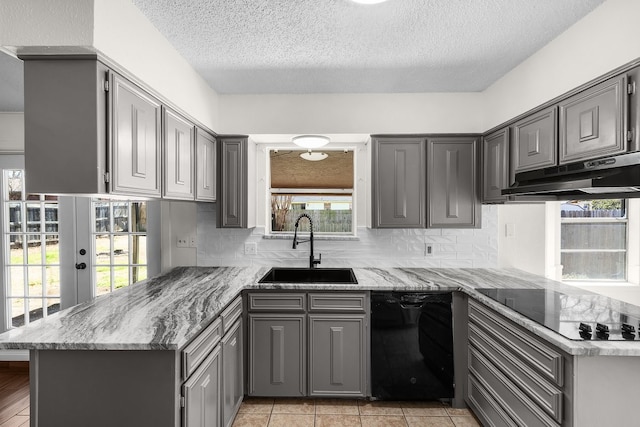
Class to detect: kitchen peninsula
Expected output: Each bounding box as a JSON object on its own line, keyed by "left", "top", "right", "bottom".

{"left": 1, "top": 267, "right": 639, "bottom": 427}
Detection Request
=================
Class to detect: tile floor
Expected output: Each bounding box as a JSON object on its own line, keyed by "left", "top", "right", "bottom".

{"left": 232, "top": 398, "right": 483, "bottom": 427}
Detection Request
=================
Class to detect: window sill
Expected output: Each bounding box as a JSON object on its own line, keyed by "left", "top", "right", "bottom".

{"left": 563, "top": 280, "right": 639, "bottom": 287}
{"left": 263, "top": 233, "right": 359, "bottom": 242}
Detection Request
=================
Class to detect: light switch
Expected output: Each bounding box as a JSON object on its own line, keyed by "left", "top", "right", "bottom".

{"left": 505, "top": 223, "right": 515, "bottom": 237}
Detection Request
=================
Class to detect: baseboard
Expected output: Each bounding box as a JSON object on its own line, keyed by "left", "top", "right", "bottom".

{"left": 0, "top": 350, "right": 29, "bottom": 361}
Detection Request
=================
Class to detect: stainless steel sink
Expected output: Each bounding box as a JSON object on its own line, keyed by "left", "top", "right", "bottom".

{"left": 259, "top": 267, "right": 358, "bottom": 284}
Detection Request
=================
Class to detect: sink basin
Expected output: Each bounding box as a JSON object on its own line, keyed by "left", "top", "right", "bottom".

{"left": 259, "top": 267, "right": 358, "bottom": 284}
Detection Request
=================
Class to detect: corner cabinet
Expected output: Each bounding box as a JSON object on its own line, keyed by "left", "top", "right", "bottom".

{"left": 559, "top": 73, "right": 627, "bottom": 164}
{"left": 219, "top": 137, "right": 249, "bottom": 228}
{"left": 428, "top": 137, "right": 480, "bottom": 228}
{"left": 482, "top": 128, "right": 510, "bottom": 203}
{"left": 196, "top": 128, "right": 217, "bottom": 201}
{"left": 513, "top": 106, "right": 557, "bottom": 173}
{"left": 371, "top": 137, "right": 426, "bottom": 228}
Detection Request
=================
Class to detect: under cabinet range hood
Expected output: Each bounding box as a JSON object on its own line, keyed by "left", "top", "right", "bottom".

{"left": 502, "top": 152, "right": 640, "bottom": 200}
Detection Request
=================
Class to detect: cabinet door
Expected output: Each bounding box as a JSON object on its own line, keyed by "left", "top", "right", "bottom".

{"left": 513, "top": 106, "right": 557, "bottom": 173}
{"left": 111, "top": 74, "right": 162, "bottom": 197}
{"left": 483, "top": 128, "right": 510, "bottom": 203}
{"left": 220, "top": 138, "right": 248, "bottom": 228}
{"left": 248, "top": 314, "right": 306, "bottom": 397}
{"left": 309, "top": 314, "right": 366, "bottom": 397}
{"left": 182, "top": 345, "right": 221, "bottom": 427}
{"left": 163, "top": 107, "right": 195, "bottom": 200}
{"left": 196, "top": 128, "right": 217, "bottom": 201}
{"left": 372, "top": 138, "right": 426, "bottom": 228}
{"left": 428, "top": 137, "right": 479, "bottom": 228}
{"left": 222, "top": 319, "right": 243, "bottom": 427}
{"left": 559, "top": 74, "right": 627, "bottom": 164}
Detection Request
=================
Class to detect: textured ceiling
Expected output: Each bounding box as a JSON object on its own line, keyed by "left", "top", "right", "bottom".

{"left": 132, "top": 0, "right": 606, "bottom": 94}
{"left": 0, "top": 0, "right": 607, "bottom": 111}
{"left": 271, "top": 150, "right": 354, "bottom": 189}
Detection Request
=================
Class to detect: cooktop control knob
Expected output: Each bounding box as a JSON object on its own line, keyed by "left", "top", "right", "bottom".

{"left": 579, "top": 323, "right": 592, "bottom": 340}
{"left": 622, "top": 323, "right": 636, "bottom": 340}
{"left": 596, "top": 323, "right": 610, "bottom": 340}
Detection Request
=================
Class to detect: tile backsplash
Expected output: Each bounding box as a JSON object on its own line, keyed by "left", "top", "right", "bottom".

{"left": 197, "top": 204, "right": 498, "bottom": 268}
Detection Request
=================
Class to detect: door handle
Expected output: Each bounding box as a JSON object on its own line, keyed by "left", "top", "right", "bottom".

{"left": 75, "top": 262, "right": 87, "bottom": 270}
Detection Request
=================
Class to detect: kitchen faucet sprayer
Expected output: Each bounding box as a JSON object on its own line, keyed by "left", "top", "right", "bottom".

{"left": 292, "top": 213, "right": 321, "bottom": 268}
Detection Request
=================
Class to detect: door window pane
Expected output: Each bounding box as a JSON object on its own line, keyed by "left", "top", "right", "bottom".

{"left": 3, "top": 169, "right": 61, "bottom": 328}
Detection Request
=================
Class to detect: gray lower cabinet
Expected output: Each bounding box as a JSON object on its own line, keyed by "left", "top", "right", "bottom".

{"left": 513, "top": 106, "right": 558, "bottom": 173}
{"left": 248, "top": 313, "right": 306, "bottom": 396}
{"left": 371, "top": 137, "right": 426, "bottom": 228}
{"left": 482, "top": 128, "right": 510, "bottom": 203}
{"left": 427, "top": 137, "right": 480, "bottom": 228}
{"left": 222, "top": 319, "right": 243, "bottom": 427}
{"left": 183, "top": 345, "right": 222, "bottom": 427}
{"left": 308, "top": 314, "right": 366, "bottom": 397}
{"left": 163, "top": 107, "right": 195, "bottom": 200}
{"left": 559, "top": 73, "right": 627, "bottom": 164}
{"left": 219, "top": 137, "right": 249, "bottom": 228}
{"left": 196, "top": 128, "right": 217, "bottom": 201}
{"left": 467, "top": 299, "right": 566, "bottom": 427}
{"left": 247, "top": 291, "right": 368, "bottom": 398}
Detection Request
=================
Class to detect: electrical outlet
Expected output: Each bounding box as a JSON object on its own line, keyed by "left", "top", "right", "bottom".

{"left": 177, "top": 236, "right": 188, "bottom": 248}
{"left": 425, "top": 244, "right": 433, "bottom": 257}
{"left": 189, "top": 236, "right": 197, "bottom": 248}
{"left": 244, "top": 242, "right": 257, "bottom": 255}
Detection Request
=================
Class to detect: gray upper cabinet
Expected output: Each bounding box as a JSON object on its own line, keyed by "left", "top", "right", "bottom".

{"left": 513, "top": 106, "right": 557, "bottom": 173}
{"left": 559, "top": 74, "right": 627, "bottom": 164}
{"left": 163, "top": 107, "right": 195, "bottom": 200}
{"left": 428, "top": 137, "right": 480, "bottom": 228}
{"left": 23, "top": 58, "right": 109, "bottom": 195}
{"left": 196, "top": 128, "right": 217, "bottom": 202}
{"left": 371, "top": 137, "right": 426, "bottom": 228}
{"left": 111, "top": 73, "right": 162, "bottom": 197}
{"left": 482, "top": 128, "right": 510, "bottom": 203}
{"left": 219, "top": 137, "right": 248, "bottom": 228}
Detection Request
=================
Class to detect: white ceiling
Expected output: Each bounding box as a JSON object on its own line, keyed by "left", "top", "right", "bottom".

{"left": 132, "top": 0, "right": 605, "bottom": 94}
{"left": 0, "top": 0, "right": 606, "bottom": 111}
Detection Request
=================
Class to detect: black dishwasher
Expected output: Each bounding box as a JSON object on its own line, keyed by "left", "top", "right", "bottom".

{"left": 371, "top": 291, "right": 454, "bottom": 400}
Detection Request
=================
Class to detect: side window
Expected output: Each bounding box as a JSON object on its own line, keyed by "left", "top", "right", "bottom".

{"left": 92, "top": 200, "right": 147, "bottom": 296}
{"left": 3, "top": 170, "right": 60, "bottom": 327}
{"left": 560, "top": 199, "right": 627, "bottom": 281}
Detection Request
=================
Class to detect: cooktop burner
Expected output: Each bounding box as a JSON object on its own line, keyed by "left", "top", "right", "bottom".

{"left": 476, "top": 288, "right": 640, "bottom": 341}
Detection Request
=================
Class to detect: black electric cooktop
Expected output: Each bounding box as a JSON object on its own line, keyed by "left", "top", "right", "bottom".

{"left": 476, "top": 288, "right": 640, "bottom": 342}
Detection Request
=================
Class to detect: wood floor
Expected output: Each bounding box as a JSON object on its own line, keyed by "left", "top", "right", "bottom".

{"left": 0, "top": 362, "right": 29, "bottom": 427}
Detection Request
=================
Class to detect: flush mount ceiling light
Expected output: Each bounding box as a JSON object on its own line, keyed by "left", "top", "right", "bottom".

{"left": 292, "top": 135, "right": 330, "bottom": 149}
{"left": 300, "top": 151, "right": 329, "bottom": 161}
{"left": 350, "top": 0, "right": 390, "bottom": 4}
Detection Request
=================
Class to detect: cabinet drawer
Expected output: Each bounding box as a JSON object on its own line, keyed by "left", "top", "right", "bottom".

{"left": 308, "top": 293, "right": 367, "bottom": 312}
{"left": 467, "top": 374, "right": 518, "bottom": 427}
{"left": 182, "top": 317, "right": 222, "bottom": 380}
{"left": 248, "top": 293, "right": 306, "bottom": 312}
{"left": 469, "top": 299, "right": 563, "bottom": 387}
{"left": 469, "top": 323, "right": 563, "bottom": 423}
{"left": 469, "top": 346, "right": 559, "bottom": 427}
{"left": 221, "top": 296, "right": 243, "bottom": 333}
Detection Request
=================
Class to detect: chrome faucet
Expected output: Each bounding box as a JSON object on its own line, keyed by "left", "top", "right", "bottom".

{"left": 292, "top": 213, "right": 321, "bottom": 268}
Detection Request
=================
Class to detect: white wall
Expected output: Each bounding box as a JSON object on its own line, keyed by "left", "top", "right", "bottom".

{"left": 482, "top": 0, "right": 640, "bottom": 130}
{"left": 497, "top": 204, "right": 547, "bottom": 276}
{"left": 0, "top": 113, "right": 24, "bottom": 152}
{"left": 219, "top": 93, "right": 485, "bottom": 135}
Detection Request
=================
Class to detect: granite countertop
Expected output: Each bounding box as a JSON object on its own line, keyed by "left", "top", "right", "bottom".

{"left": 0, "top": 266, "right": 638, "bottom": 356}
